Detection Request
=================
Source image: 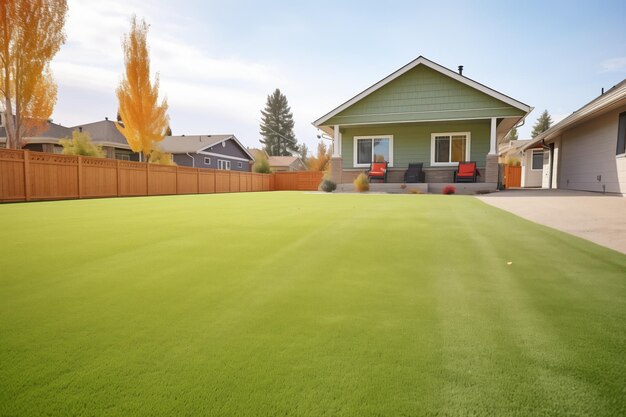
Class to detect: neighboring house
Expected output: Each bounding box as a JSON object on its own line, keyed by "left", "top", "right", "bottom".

{"left": 249, "top": 148, "right": 306, "bottom": 172}
{"left": 0, "top": 113, "right": 72, "bottom": 152}
{"left": 313, "top": 56, "right": 532, "bottom": 187}
{"left": 268, "top": 156, "right": 307, "bottom": 172}
{"left": 161, "top": 135, "right": 254, "bottom": 171}
{"left": 74, "top": 118, "right": 141, "bottom": 161}
{"left": 521, "top": 79, "right": 626, "bottom": 194}
{"left": 0, "top": 113, "right": 140, "bottom": 161}
{"left": 499, "top": 139, "right": 543, "bottom": 187}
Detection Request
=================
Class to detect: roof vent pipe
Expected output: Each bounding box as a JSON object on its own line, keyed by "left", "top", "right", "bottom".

{"left": 458, "top": 65, "right": 463, "bottom": 75}
{"left": 601, "top": 87, "right": 604, "bottom": 95}
{"left": 105, "top": 116, "right": 108, "bottom": 121}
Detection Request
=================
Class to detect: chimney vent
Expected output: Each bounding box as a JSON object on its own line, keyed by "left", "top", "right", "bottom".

{"left": 601, "top": 87, "right": 604, "bottom": 95}
{"left": 458, "top": 65, "right": 464, "bottom": 75}
{"left": 105, "top": 116, "right": 108, "bottom": 121}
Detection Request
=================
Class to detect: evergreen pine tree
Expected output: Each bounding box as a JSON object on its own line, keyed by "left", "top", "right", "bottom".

{"left": 531, "top": 110, "right": 553, "bottom": 138}
{"left": 259, "top": 88, "right": 298, "bottom": 156}
{"left": 508, "top": 127, "right": 519, "bottom": 141}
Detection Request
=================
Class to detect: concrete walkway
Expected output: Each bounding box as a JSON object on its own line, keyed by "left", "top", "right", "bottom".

{"left": 477, "top": 189, "right": 626, "bottom": 254}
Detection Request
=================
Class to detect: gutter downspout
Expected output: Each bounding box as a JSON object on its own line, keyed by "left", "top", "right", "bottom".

{"left": 186, "top": 152, "right": 195, "bottom": 168}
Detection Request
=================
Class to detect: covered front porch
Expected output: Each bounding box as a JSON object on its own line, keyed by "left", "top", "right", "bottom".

{"left": 324, "top": 117, "right": 519, "bottom": 189}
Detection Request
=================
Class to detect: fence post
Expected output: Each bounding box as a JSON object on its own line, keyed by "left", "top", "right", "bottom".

{"left": 77, "top": 156, "right": 83, "bottom": 198}
{"left": 146, "top": 162, "right": 150, "bottom": 196}
{"left": 175, "top": 165, "right": 179, "bottom": 195}
{"left": 116, "top": 159, "right": 121, "bottom": 196}
{"left": 23, "top": 150, "right": 31, "bottom": 201}
{"left": 196, "top": 168, "right": 200, "bottom": 194}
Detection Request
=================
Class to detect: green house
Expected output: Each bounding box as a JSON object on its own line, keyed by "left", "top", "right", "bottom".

{"left": 313, "top": 56, "right": 532, "bottom": 189}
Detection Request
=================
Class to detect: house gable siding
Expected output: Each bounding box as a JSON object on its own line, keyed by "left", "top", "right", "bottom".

{"left": 202, "top": 138, "right": 251, "bottom": 160}
{"left": 326, "top": 65, "right": 524, "bottom": 126}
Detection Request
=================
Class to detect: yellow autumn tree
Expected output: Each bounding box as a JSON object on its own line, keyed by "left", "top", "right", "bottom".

{"left": 307, "top": 141, "right": 331, "bottom": 172}
{"left": 0, "top": 0, "right": 67, "bottom": 149}
{"left": 115, "top": 16, "right": 169, "bottom": 163}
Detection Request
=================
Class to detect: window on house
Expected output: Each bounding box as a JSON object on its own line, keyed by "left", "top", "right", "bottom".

{"left": 354, "top": 136, "right": 392, "bottom": 166}
{"left": 617, "top": 111, "right": 626, "bottom": 156}
{"left": 52, "top": 145, "right": 64, "bottom": 154}
{"left": 531, "top": 149, "right": 543, "bottom": 170}
{"left": 237, "top": 161, "right": 243, "bottom": 168}
{"left": 431, "top": 133, "right": 470, "bottom": 165}
{"left": 204, "top": 157, "right": 211, "bottom": 165}
{"left": 218, "top": 159, "right": 231, "bottom": 170}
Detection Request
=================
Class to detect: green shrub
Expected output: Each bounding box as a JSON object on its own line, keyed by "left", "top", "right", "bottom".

{"left": 407, "top": 188, "right": 422, "bottom": 194}
{"left": 254, "top": 156, "right": 271, "bottom": 173}
{"left": 320, "top": 179, "right": 336, "bottom": 192}
{"left": 353, "top": 173, "right": 369, "bottom": 192}
{"left": 59, "top": 131, "right": 104, "bottom": 157}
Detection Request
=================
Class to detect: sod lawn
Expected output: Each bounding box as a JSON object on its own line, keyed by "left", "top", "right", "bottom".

{"left": 0, "top": 192, "right": 625, "bottom": 416}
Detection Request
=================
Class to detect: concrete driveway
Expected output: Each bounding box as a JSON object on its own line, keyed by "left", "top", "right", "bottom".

{"left": 477, "top": 189, "right": 626, "bottom": 254}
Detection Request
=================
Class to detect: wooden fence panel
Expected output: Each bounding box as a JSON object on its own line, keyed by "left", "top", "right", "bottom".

{"left": 0, "top": 149, "right": 317, "bottom": 202}
{"left": 215, "top": 171, "right": 230, "bottom": 193}
{"left": 0, "top": 149, "right": 26, "bottom": 202}
{"left": 81, "top": 157, "right": 118, "bottom": 198}
{"left": 177, "top": 167, "right": 199, "bottom": 194}
{"left": 252, "top": 174, "right": 262, "bottom": 192}
{"left": 119, "top": 161, "right": 148, "bottom": 196}
{"left": 148, "top": 165, "right": 177, "bottom": 195}
{"left": 230, "top": 172, "right": 240, "bottom": 192}
{"left": 29, "top": 153, "right": 79, "bottom": 200}
{"left": 199, "top": 171, "right": 216, "bottom": 193}
{"left": 504, "top": 165, "right": 522, "bottom": 189}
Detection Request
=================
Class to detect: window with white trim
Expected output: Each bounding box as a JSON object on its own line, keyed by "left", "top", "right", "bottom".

{"left": 218, "top": 159, "right": 231, "bottom": 170}
{"left": 204, "top": 157, "right": 211, "bottom": 165}
{"left": 431, "top": 132, "right": 470, "bottom": 165}
{"left": 353, "top": 135, "right": 393, "bottom": 167}
{"left": 531, "top": 149, "right": 543, "bottom": 170}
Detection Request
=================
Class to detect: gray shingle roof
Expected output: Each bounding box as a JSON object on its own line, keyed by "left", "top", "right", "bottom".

{"left": 0, "top": 120, "right": 72, "bottom": 142}
{"left": 73, "top": 119, "right": 129, "bottom": 145}
{"left": 159, "top": 135, "right": 234, "bottom": 153}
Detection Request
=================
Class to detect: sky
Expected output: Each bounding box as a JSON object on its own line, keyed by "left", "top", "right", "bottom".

{"left": 50, "top": 0, "right": 626, "bottom": 152}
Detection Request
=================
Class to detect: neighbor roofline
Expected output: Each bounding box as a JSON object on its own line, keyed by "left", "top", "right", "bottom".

{"left": 194, "top": 135, "right": 256, "bottom": 161}
{"left": 312, "top": 55, "right": 532, "bottom": 127}
{"left": 521, "top": 81, "right": 626, "bottom": 151}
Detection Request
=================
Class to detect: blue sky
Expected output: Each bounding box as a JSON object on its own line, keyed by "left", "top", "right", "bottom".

{"left": 51, "top": 0, "right": 626, "bottom": 151}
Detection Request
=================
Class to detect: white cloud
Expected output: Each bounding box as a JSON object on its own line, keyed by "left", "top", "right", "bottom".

{"left": 599, "top": 57, "right": 626, "bottom": 73}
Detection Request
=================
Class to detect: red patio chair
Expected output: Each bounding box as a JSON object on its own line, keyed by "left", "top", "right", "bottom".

{"left": 368, "top": 161, "right": 388, "bottom": 183}
{"left": 454, "top": 161, "right": 478, "bottom": 183}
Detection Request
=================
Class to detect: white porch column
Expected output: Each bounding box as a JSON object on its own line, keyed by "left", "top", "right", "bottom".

{"left": 332, "top": 125, "right": 341, "bottom": 157}
{"left": 489, "top": 117, "right": 497, "bottom": 155}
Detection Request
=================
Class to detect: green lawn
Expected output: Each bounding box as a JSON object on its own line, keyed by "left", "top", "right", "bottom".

{"left": 1, "top": 192, "right": 625, "bottom": 416}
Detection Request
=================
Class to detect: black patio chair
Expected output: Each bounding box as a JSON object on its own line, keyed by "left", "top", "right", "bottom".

{"left": 404, "top": 163, "right": 424, "bottom": 183}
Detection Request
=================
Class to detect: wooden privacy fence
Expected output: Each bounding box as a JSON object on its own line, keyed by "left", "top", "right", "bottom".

{"left": 0, "top": 149, "right": 324, "bottom": 202}
{"left": 503, "top": 165, "right": 522, "bottom": 189}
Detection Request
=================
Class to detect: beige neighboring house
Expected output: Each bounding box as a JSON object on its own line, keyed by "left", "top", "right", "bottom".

{"left": 522, "top": 79, "right": 626, "bottom": 194}
{"left": 249, "top": 148, "right": 307, "bottom": 172}
{"left": 499, "top": 139, "right": 543, "bottom": 187}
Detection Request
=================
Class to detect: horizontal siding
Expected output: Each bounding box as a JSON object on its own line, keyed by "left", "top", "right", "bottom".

{"left": 558, "top": 104, "right": 626, "bottom": 194}
{"left": 326, "top": 65, "right": 525, "bottom": 125}
{"left": 341, "top": 120, "right": 490, "bottom": 169}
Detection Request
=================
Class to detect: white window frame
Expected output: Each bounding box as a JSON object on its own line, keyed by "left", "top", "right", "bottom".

{"left": 530, "top": 149, "right": 543, "bottom": 171}
{"left": 353, "top": 135, "right": 394, "bottom": 168}
{"left": 204, "top": 157, "right": 211, "bottom": 165}
{"left": 116, "top": 153, "right": 131, "bottom": 161}
{"left": 218, "top": 159, "right": 231, "bottom": 170}
{"left": 430, "top": 132, "right": 471, "bottom": 166}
